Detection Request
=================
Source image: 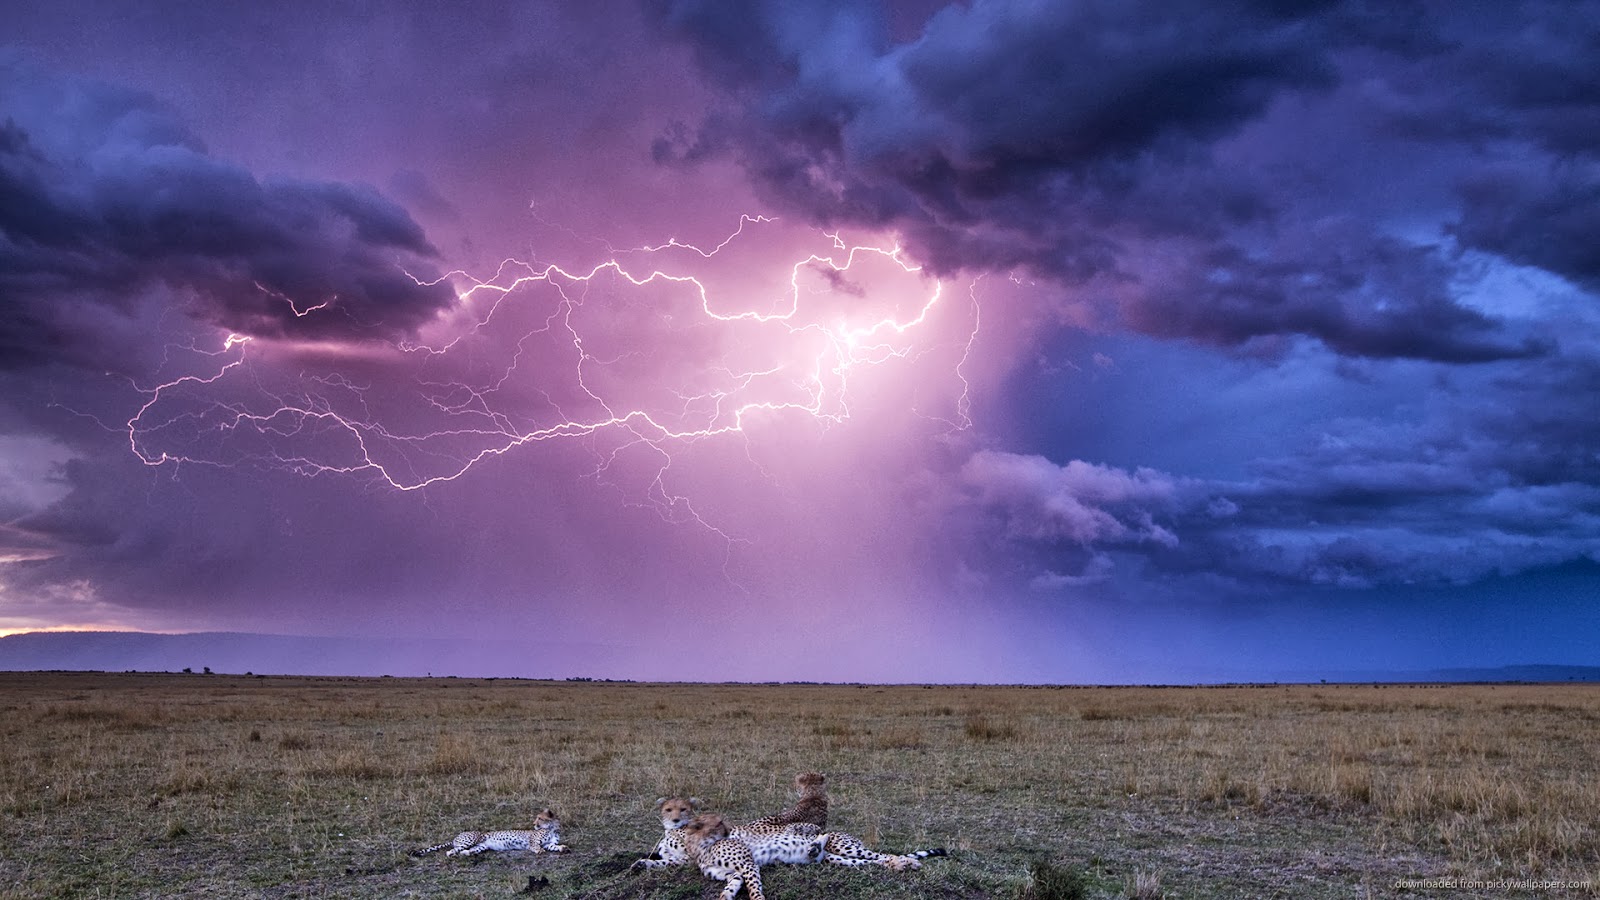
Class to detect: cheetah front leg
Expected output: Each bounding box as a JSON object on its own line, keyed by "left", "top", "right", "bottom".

{"left": 705, "top": 864, "right": 764, "bottom": 900}
{"left": 724, "top": 872, "right": 764, "bottom": 900}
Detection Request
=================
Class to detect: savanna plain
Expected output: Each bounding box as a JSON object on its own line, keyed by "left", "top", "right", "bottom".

{"left": 1, "top": 673, "right": 1597, "bottom": 899}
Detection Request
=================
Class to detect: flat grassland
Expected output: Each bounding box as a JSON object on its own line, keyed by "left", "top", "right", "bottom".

{"left": 1, "top": 673, "right": 1597, "bottom": 899}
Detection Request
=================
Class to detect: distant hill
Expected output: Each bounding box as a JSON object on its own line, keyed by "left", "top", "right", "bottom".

{"left": 1420, "top": 664, "right": 1600, "bottom": 683}
{"left": 3, "top": 630, "right": 1597, "bottom": 683}
{"left": 1255, "top": 664, "right": 1600, "bottom": 684}
{"left": 0, "top": 630, "right": 624, "bottom": 679}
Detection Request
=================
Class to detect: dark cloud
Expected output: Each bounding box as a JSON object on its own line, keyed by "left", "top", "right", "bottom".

{"left": 957, "top": 447, "right": 1600, "bottom": 593}
{"left": 948, "top": 342, "right": 1600, "bottom": 592}
{"left": 1129, "top": 223, "right": 1550, "bottom": 362}
{"left": 1179, "top": 376, "right": 1600, "bottom": 585}
{"left": 0, "top": 522, "right": 61, "bottom": 563}
{"left": 652, "top": 0, "right": 1571, "bottom": 363}
{"left": 1453, "top": 166, "right": 1600, "bottom": 291}
{"left": 1472, "top": 356, "right": 1600, "bottom": 487}
{"left": 1403, "top": 3, "right": 1600, "bottom": 156}
{"left": 0, "top": 60, "right": 454, "bottom": 372}
{"left": 1359, "top": 5, "right": 1600, "bottom": 291}
{"left": 652, "top": 0, "right": 1335, "bottom": 229}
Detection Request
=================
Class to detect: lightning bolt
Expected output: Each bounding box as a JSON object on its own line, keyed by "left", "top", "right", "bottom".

{"left": 253, "top": 281, "right": 335, "bottom": 317}
{"left": 123, "top": 217, "right": 981, "bottom": 561}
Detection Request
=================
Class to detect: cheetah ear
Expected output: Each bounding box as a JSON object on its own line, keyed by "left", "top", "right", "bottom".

{"left": 689, "top": 797, "right": 702, "bottom": 809}
{"left": 655, "top": 797, "right": 667, "bottom": 807}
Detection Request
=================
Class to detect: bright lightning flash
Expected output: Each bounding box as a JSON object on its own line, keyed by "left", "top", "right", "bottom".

{"left": 123, "top": 217, "right": 980, "bottom": 542}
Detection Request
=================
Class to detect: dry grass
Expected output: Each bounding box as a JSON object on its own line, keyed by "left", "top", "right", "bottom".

{"left": 0, "top": 674, "right": 1597, "bottom": 898}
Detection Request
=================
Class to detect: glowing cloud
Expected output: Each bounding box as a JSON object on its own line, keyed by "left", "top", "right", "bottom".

{"left": 123, "top": 217, "right": 980, "bottom": 542}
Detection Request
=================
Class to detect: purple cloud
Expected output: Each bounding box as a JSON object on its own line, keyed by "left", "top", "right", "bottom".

{"left": 0, "top": 60, "right": 454, "bottom": 372}
{"left": 960, "top": 450, "right": 1181, "bottom": 546}
{"left": 652, "top": 0, "right": 1563, "bottom": 363}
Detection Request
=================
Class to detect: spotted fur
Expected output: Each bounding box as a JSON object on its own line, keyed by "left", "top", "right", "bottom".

{"left": 410, "top": 808, "right": 567, "bottom": 857}
{"left": 631, "top": 793, "right": 942, "bottom": 873}
{"left": 732, "top": 819, "right": 828, "bottom": 866}
{"left": 630, "top": 795, "right": 701, "bottom": 870}
{"left": 678, "top": 813, "right": 779, "bottom": 900}
{"left": 745, "top": 771, "right": 828, "bottom": 830}
{"left": 746, "top": 771, "right": 943, "bottom": 869}
{"left": 819, "top": 832, "right": 947, "bottom": 870}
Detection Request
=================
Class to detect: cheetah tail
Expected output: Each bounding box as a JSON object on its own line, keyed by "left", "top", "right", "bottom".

{"left": 908, "top": 847, "right": 948, "bottom": 860}
{"left": 410, "top": 842, "right": 452, "bottom": 857}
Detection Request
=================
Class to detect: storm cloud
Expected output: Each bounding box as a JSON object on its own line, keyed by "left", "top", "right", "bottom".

{"left": 2, "top": 1, "right": 1598, "bottom": 682}
{"left": 652, "top": 0, "right": 1582, "bottom": 363}
{"left": 0, "top": 60, "right": 454, "bottom": 372}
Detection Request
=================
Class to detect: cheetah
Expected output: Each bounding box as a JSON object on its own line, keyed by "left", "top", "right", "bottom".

{"left": 410, "top": 807, "right": 567, "bottom": 857}
{"left": 631, "top": 794, "right": 942, "bottom": 871}
{"left": 746, "top": 771, "right": 944, "bottom": 869}
{"left": 631, "top": 795, "right": 701, "bottom": 869}
{"left": 749, "top": 823, "right": 944, "bottom": 870}
{"left": 631, "top": 796, "right": 827, "bottom": 869}
{"left": 745, "top": 771, "right": 828, "bottom": 830}
{"left": 680, "top": 813, "right": 798, "bottom": 900}
{"left": 731, "top": 819, "right": 829, "bottom": 866}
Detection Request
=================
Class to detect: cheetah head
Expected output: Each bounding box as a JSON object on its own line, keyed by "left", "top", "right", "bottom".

{"left": 794, "top": 772, "right": 827, "bottom": 796}
{"left": 680, "top": 813, "right": 731, "bottom": 849}
{"left": 654, "top": 796, "right": 701, "bottom": 830}
{"left": 535, "top": 808, "right": 560, "bottom": 827}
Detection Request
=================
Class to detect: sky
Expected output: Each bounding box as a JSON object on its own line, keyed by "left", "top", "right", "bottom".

{"left": 2, "top": 0, "right": 1598, "bottom": 683}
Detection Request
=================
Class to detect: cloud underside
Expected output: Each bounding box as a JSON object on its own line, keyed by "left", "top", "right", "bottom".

{"left": 959, "top": 437, "right": 1600, "bottom": 592}
{"left": 0, "top": 60, "right": 454, "bottom": 373}
{"left": 653, "top": 0, "right": 1592, "bottom": 363}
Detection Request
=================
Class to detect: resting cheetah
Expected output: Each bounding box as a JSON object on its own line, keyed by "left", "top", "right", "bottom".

{"left": 680, "top": 813, "right": 797, "bottom": 900}
{"left": 631, "top": 796, "right": 827, "bottom": 869}
{"left": 752, "top": 824, "right": 944, "bottom": 870}
{"left": 745, "top": 771, "right": 828, "bottom": 830}
{"left": 410, "top": 807, "right": 567, "bottom": 857}
{"left": 748, "top": 771, "right": 944, "bottom": 868}
{"left": 631, "top": 796, "right": 701, "bottom": 869}
{"left": 733, "top": 819, "right": 829, "bottom": 866}
{"left": 631, "top": 794, "right": 942, "bottom": 871}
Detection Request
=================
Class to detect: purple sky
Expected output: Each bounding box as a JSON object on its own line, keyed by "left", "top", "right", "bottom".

{"left": 2, "top": 0, "right": 1598, "bottom": 683}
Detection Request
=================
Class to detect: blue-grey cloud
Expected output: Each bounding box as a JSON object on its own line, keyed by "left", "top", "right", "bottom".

{"left": 946, "top": 336, "right": 1600, "bottom": 594}
{"left": 652, "top": 0, "right": 1580, "bottom": 363}
{"left": 0, "top": 59, "right": 454, "bottom": 372}
{"left": 1453, "top": 167, "right": 1600, "bottom": 291}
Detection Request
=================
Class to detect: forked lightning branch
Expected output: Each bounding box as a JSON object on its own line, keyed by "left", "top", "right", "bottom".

{"left": 122, "top": 218, "right": 979, "bottom": 534}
